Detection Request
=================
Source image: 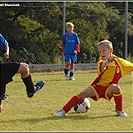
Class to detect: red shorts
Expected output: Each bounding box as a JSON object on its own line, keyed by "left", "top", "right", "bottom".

{"left": 89, "top": 83, "right": 113, "bottom": 101}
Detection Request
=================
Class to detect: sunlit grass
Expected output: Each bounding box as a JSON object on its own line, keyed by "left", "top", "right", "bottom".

{"left": 0, "top": 71, "right": 133, "bottom": 131}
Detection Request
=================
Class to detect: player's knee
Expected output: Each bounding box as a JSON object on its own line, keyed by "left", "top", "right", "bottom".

{"left": 79, "top": 89, "right": 90, "bottom": 99}
{"left": 21, "top": 63, "right": 29, "bottom": 73}
{"left": 110, "top": 84, "right": 121, "bottom": 93}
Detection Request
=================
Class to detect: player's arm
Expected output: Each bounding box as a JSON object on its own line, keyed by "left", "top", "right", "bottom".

{"left": 73, "top": 33, "right": 80, "bottom": 54}
{"left": 62, "top": 45, "right": 65, "bottom": 53}
{"left": 73, "top": 44, "right": 80, "bottom": 54}
{"left": 101, "top": 59, "right": 110, "bottom": 71}
{"left": 76, "top": 44, "right": 80, "bottom": 52}
{"left": 0, "top": 34, "right": 9, "bottom": 59}
{"left": 62, "top": 34, "right": 66, "bottom": 53}
{"left": 75, "top": 33, "right": 80, "bottom": 53}
{"left": 4, "top": 45, "right": 9, "bottom": 59}
{"left": 101, "top": 55, "right": 117, "bottom": 71}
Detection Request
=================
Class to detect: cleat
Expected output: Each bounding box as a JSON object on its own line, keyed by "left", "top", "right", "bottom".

{"left": 69, "top": 76, "right": 75, "bottom": 81}
{"left": 2, "top": 94, "right": 8, "bottom": 100}
{"left": 116, "top": 110, "right": 128, "bottom": 117}
{"left": 54, "top": 109, "right": 66, "bottom": 117}
{"left": 65, "top": 75, "right": 70, "bottom": 80}
{"left": 34, "top": 80, "right": 44, "bottom": 93}
{"left": 27, "top": 80, "right": 44, "bottom": 98}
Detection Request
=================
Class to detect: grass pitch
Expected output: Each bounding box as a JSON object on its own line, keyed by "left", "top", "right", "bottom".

{"left": 0, "top": 70, "right": 133, "bottom": 132}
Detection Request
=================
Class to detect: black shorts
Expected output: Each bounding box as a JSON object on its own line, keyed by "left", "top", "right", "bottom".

{"left": 0, "top": 62, "right": 20, "bottom": 96}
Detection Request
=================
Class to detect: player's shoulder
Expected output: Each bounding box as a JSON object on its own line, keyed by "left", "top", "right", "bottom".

{"left": 0, "top": 33, "right": 2, "bottom": 38}
{"left": 63, "top": 32, "right": 70, "bottom": 37}
{"left": 0, "top": 33, "right": 6, "bottom": 41}
{"left": 72, "top": 32, "right": 78, "bottom": 35}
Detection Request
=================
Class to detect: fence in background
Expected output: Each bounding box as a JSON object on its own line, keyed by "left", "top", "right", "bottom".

{"left": 29, "top": 63, "right": 97, "bottom": 72}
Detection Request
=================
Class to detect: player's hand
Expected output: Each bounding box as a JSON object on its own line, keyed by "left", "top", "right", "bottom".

{"left": 73, "top": 50, "right": 77, "bottom": 54}
{"left": 4, "top": 52, "right": 9, "bottom": 59}
{"left": 108, "top": 55, "right": 117, "bottom": 62}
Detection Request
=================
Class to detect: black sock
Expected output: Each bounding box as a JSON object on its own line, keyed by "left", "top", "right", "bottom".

{"left": 22, "top": 75, "right": 34, "bottom": 94}
{"left": 0, "top": 84, "right": 6, "bottom": 100}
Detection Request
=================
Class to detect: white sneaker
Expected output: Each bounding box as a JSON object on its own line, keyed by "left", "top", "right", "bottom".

{"left": 69, "top": 76, "right": 75, "bottom": 80}
{"left": 54, "top": 109, "right": 66, "bottom": 117}
{"left": 116, "top": 110, "right": 128, "bottom": 117}
{"left": 65, "top": 75, "right": 70, "bottom": 80}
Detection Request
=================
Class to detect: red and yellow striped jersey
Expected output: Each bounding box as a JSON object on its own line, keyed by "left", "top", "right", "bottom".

{"left": 94, "top": 55, "right": 133, "bottom": 87}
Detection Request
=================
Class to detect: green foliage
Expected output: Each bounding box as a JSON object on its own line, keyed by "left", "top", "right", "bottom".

{"left": 0, "top": 2, "right": 133, "bottom": 63}
{"left": 127, "top": 53, "right": 133, "bottom": 63}
{"left": 1, "top": 71, "right": 132, "bottom": 131}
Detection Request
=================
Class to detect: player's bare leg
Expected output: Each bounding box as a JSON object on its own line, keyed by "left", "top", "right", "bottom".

{"left": 69, "top": 62, "right": 75, "bottom": 80}
{"left": 0, "top": 103, "right": 2, "bottom": 112}
{"left": 79, "top": 87, "right": 96, "bottom": 99}
{"left": 64, "top": 61, "right": 70, "bottom": 80}
{"left": 16, "top": 63, "right": 30, "bottom": 78}
{"left": 17, "top": 63, "right": 44, "bottom": 98}
{"left": 107, "top": 84, "right": 127, "bottom": 116}
{"left": 54, "top": 87, "right": 95, "bottom": 117}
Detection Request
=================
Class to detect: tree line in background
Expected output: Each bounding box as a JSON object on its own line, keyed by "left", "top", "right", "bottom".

{"left": 0, "top": 2, "right": 133, "bottom": 64}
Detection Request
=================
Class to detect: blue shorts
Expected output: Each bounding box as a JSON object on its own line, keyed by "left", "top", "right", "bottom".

{"left": 65, "top": 53, "right": 77, "bottom": 63}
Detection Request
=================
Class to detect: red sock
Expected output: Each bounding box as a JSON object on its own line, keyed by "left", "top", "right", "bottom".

{"left": 113, "top": 92, "right": 123, "bottom": 111}
{"left": 63, "top": 94, "right": 83, "bottom": 113}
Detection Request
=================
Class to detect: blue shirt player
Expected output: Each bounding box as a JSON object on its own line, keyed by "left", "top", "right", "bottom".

{"left": 0, "top": 33, "right": 9, "bottom": 59}
{"left": 0, "top": 33, "right": 44, "bottom": 112}
{"left": 62, "top": 22, "right": 80, "bottom": 80}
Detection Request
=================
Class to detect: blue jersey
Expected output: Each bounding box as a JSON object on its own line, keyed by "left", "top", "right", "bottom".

{"left": 0, "top": 33, "right": 9, "bottom": 47}
{"left": 62, "top": 32, "right": 80, "bottom": 54}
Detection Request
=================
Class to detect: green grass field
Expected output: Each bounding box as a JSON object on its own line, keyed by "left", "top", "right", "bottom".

{"left": 0, "top": 70, "right": 133, "bottom": 132}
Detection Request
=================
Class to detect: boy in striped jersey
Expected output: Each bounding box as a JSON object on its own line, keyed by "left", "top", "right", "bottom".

{"left": 54, "top": 40, "right": 133, "bottom": 117}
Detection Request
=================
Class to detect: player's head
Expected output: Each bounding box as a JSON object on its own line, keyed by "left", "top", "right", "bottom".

{"left": 97, "top": 40, "right": 113, "bottom": 60}
{"left": 66, "top": 22, "right": 74, "bottom": 34}
{"left": 97, "top": 40, "right": 113, "bottom": 49}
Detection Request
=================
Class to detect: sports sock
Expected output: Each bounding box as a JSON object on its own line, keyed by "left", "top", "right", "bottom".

{"left": 0, "top": 85, "right": 7, "bottom": 100}
{"left": 113, "top": 92, "right": 123, "bottom": 111}
{"left": 63, "top": 94, "right": 83, "bottom": 113}
{"left": 22, "top": 75, "right": 34, "bottom": 94}
{"left": 70, "top": 70, "right": 74, "bottom": 77}
{"left": 64, "top": 68, "right": 69, "bottom": 75}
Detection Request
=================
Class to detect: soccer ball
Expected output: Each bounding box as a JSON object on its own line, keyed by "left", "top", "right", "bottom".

{"left": 74, "top": 98, "right": 90, "bottom": 113}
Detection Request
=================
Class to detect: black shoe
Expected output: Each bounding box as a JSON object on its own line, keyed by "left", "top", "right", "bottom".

{"left": 2, "top": 94, "right": 8, "bottom": 100}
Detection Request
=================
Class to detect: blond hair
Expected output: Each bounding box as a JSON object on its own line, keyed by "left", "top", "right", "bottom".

{"left": 97, "top": 40, "right": 113, "bottom": 49}
{"left": 66, "top": 22, "right": 74, "bottom": 28}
